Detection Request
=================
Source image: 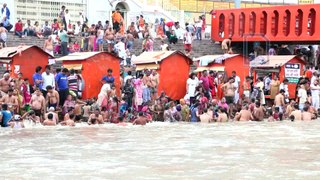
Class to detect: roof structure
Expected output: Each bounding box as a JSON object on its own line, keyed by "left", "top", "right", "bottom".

{"left": 0, "top": 45, "right": 53, "bottom": 60}
{"left": 55, "top": 52, "right": 119, "bottom": 61}
{"left": 132, "top": 51, "right": 191, "bottom": 64}
{"left": 250, "top": 55, "right": 300, "bottom": 68}
{"left": 194, "top": 54, "right": 240, "bottom": 66}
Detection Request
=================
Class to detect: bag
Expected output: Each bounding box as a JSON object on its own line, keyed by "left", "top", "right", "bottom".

{"left": 85, "top": 17, "right": 88, "bottom": 23}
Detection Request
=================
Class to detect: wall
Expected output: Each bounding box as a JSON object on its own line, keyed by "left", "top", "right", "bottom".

{"left": 11, "top": 47, "right": 50, "bottom": 84}
{"left": 158, "top": 53, "right": 190, "bottom": 100}
{"left": 63, "top": 53, "right": 120, "bottom": 99}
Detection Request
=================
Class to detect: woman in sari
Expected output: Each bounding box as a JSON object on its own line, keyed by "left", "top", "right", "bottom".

{"left": 133, "top": 74, "right": 144, "bottom": 111}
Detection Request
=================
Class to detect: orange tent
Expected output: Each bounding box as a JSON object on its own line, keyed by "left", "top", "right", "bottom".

{"left": 133, "top": 51, "right": 192, "bottom": 100}
{"left": 0, "top": 45, "right": 53, "bottom": 83}
{"left": 55, "top": 52, "right": 121, "bottom": 99}
{"left": 194, "top": 54, "right": 250, "bottom": 95}
{"left": 250, "top": 55, "right": 306, "bottom": 99}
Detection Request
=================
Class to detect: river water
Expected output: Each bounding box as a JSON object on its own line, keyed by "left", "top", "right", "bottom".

{"left": 1, "top": 121, "right": 320, "bottom": 179}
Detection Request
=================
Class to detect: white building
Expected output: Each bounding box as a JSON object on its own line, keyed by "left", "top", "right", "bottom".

{"left": 0, "top": 0, "right": 177, "bottom": 26}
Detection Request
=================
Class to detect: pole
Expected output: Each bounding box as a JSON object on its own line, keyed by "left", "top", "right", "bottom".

{"left": 234, "top": 0, "right": 241, "bottom": 8}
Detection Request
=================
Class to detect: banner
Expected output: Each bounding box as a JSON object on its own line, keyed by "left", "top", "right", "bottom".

{"left": 284, "top": 63, "right": 300, "bottom": 83}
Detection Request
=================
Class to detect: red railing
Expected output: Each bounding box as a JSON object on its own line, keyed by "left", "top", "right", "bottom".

{"left": 211, "top": 4, "right": 320, "bottom": 42}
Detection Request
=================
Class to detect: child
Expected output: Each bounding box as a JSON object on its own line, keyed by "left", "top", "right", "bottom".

{"left": 269, "top": 107, "right": 280, "bottom": 121}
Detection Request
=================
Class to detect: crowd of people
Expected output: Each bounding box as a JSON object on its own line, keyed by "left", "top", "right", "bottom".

{"left": 9, "top": 5, "right": 207, "bottom": 60}
{"left": 1, "top": 4, "right": 319, "bottom": 128}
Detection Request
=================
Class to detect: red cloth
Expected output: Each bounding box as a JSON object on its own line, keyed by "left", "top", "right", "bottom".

{"left": 165, "top": 21, "right": 174, "bottom": 27}
{"left": 305, "top": 70, "right": 312, "bottom": 80}
{"left": 15, "top": 22, "right": 23, "bottom": 31}
{"left": 52, "top": 22, "right": 60, "bottom": 31}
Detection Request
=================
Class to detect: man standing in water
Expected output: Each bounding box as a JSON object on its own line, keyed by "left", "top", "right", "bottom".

{"left": 133, "top": 112, "right": 147, "bottom": 125}
{"left": 55, "top": 68, "right": 69, "bottom": 106}
{"left": 274, "top": 89, "right": 285, "bottom": 114}
{"left": 41, "top": 65, "right": 55, "bottom": 98}
{"left": 232, "top": 71, "right": 240, "bottom": 104}
{"left": 46, "top": 85, "right": 59, "bottom": 110}
{"left": 150, "top": 70, "right": 159, "bottom": 102}
{"left": 0, "top": 73, "right": 11, "bottom": 94}
{"left": 30, "top": 89, "right": 46, "bottom": 119}
{"left": 222, "top": 77, "right": 236, "bottom": 116}
{"left": 1, "top": 88, "right": 18, "bottom": 112}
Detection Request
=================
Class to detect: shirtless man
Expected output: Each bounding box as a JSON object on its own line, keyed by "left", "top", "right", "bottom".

{"left": 285, "top": 100, "right": 295, "bottom": 118}
{"left": 235, "top": 105, "right": 253, "bottom": 121}
{"left": 104, "top": 27, "right": 114, "bottom": 52}
{"left": 301, "top": 106, "right": 312, "bottom": 121}
{"left": 44, "top": 107, "right": 59, "bottom": 124}
{"left": 46, "top": 85, "right": 59, "bottom": 109}
{"left": 143, "top": 72, "right": 152, "bottom": 103}
{"left": 274, "top": 89, "right": 285, "bottom": 113}
{"left": 30, "top": 89, "right": 46, "bottom": 119}
{"left": 21, "top": 110, "right": 40, "bottom": 124}
{"left": 43, "top": 113, "right": 56, "bottom": 126}
{"left": 200, "top": 108, "right": 213, "bottom": 123}
{"left": 1, "top": 88, "right": 18, "bottom": 112}
{"left": 221, "top": 37, "right": 232, "bottom": 54}
{"left": 0, "top": 73, "right": 11, "bottom": 94}
{"left": 150, "top": 70, "right": 159, "bottom": 101}
{"left": 88, "top": 32, "right": 95, "bottom": 52}
{"left": 88, "top": 108, "right": 104, "bottom": 125}
{"left": 243, "top": 76, "right": 251, "bottom": 99}
{"left": 222, "top": 77, "right": 236, "bottom": 116}
{"left": 43, "top": 36, "right": 53, "bottom": 56}
{"left": 61, "top": 114, "right": 75, "bottom": 126}
{"left": 217, "top": 107, "right": 228, "bottom": 122}
{"left": 253, "top": 101, "right": 264, "bottom": 121}
{"left": 133, "top": 112, "right": 147, "bottom": 125}
{"left": 289, "top": 104, "right": 302, "bottom": 121}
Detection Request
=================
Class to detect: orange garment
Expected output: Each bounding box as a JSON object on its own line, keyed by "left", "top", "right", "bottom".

{"left": 305, "top": 70, "right": 312, "bottom": 80}
{"left": 139, "top": 18, "right": 145, "bottom": 28}
{"left": 119, "top": 24, "right": 125, "bottom": 35}
{"left": 112, "top": 12, "right": 122, "bottom": 23}
{"left": 217, "top": 83, "right": 224, "bottom": 100}
{"left": 157, "top": 25, "right": 164, "bottom": 36}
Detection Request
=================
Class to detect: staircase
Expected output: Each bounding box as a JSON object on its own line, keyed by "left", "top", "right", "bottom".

{"left": 3, "top": 33, "right": 224, "bottom": 73}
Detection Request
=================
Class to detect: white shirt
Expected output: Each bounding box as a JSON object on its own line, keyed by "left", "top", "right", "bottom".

{"left": 187, "top": 78, "right": 199, "bottom": 97}
{"left": 184, "top": 32, "right": 192, "bottom": 44}
{"left": 74, "top": 24, "right": 81, "bottom": 35}
{"left": 233, "top": 76, "right": 240, "bottom": 89}
{"left": 42, "top": 72, "right": 55, "bottom": 90}
{"left": 115, "top": 42, "right": 126, "bottom": 58}
{"left": 124, "top": 75, "right": 133, "bottom": 84}
{"left": 310, "top": 84, "right": 320, "bottom": 97}
{"left": 311, "top": 76, "right": 317, "bottom": 85}
{"left": 195, "top": 20, "right": 203, "bottom": 28}
{"left": 79, "top": 15, "right": 84, "bottom": 25}
{"left": 298, "top": 88, "right": 307, "bottom": 104}
{"left": 160, "top": 44, "right": 168, "bottom": 51}
{"left": 279, "top": 83, "right": 289, "bottom": 96}
{"left": 65, "top": 13, "right": 71, "bottom": 24}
